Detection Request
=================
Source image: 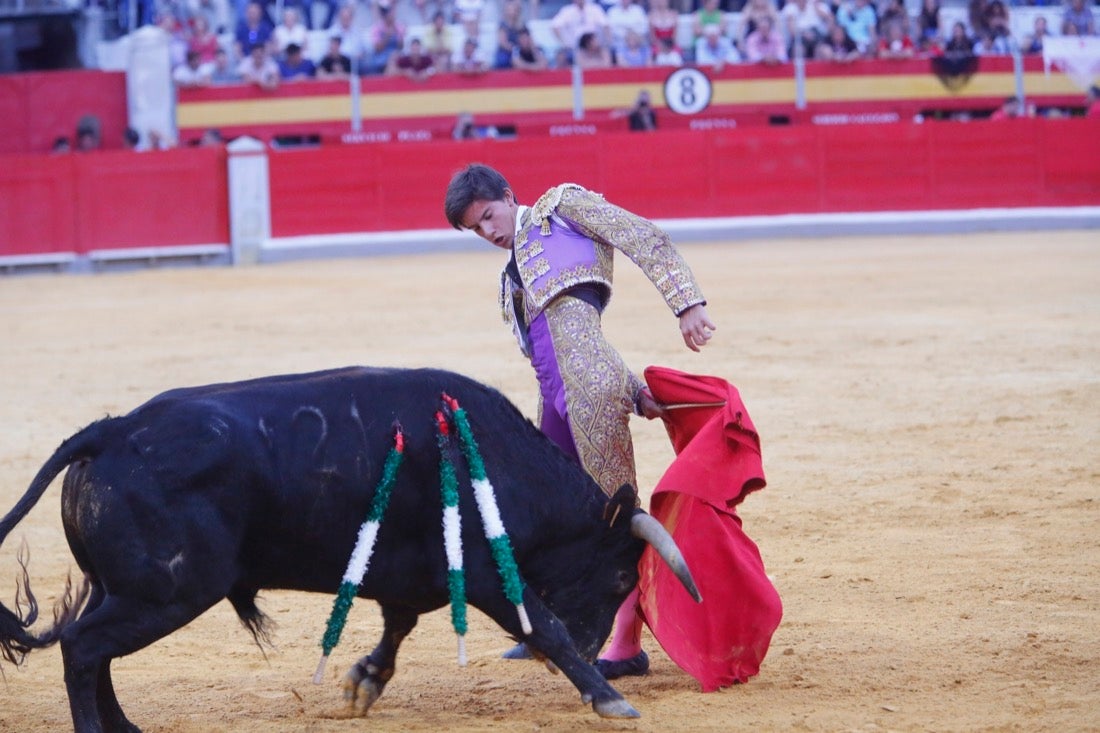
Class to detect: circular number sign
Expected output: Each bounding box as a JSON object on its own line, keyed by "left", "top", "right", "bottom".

{"left": 663, "top": 68, "right": 713, "bottom": 116}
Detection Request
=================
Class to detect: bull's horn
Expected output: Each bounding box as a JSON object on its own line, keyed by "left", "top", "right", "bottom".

{"left": 630, "top": 513, "right": 703, "bottom": 603}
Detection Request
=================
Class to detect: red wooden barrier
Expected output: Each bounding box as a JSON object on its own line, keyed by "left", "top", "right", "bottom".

{"left": 2, "top": 117, "right": 1097, "bottom": 266}
{"left": 0, "top": 146, "right": 228, "bottom": 260}
{"left": 0, "top": 71, "right": 128, "bottom": 154}
{"left": 266, "top": 117, "right": 1100, "bottom": 238}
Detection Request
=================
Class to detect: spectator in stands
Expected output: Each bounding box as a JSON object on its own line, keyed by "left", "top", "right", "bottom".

{"left": 835, "top": 0, "right": 877, "bottom": 56}
{"left": 915, "top": 0, "right": 942, "bottom": 53}
{"left": 876, "top": 19, "right": 915, "bottom": 59}
{"left": 388, "top": 37, "right": 436, "bottom": 79}
{"left": 210, "top": 47, "right": 242, "bottom": 82}
{"left": 816, "top": 18, "right": 859, "bottom": 61}
{"left": 235, "top": 1, "right": 275, "bottom": 60}
{"left": 189, "top": 15, "right": 222, "bottom": 65}
{"left": 943, "top": 21, "right": 974, "bottom": 59}
{"left": 781, "top": 0, "right": 832, "bottom": 60}
{"left": 75, "top": 115, "right": 102, "bottom": 152}
{"left": 279, "top": 42, "right": 317, "bottom": 79}
{"left": 512, "top": 27, "right": 549, "bottom": 69}
{"left": 453, "top": 37, "right": 488, "bottom": 73}
{"left": 1085, "top": 85, "right": 1100, "bottom": 117}
{"left": 188, "top": 0, "right": 232, "bottom": 35}
{"left": 653, "top": 35, "right": 684, "bottom": 65}
{"left": 318, "top": 35, "right": 353, "bottom": 77}
{"left": 328, "top": 4, "right": 365, "bottom": 63}
{"left": 274, "top": 6, "right": 309, "bottom": 53}
{"left": 453, "top": 0, "right": 486, "bottom": 40}
{"left": 692, "top": 0, "right": 728, "bottom": 46}
{"left": 607, "top": 0, "right": 650, "bottom": 55}
{"left": 1022, "top": 15, "right": 1051, "bottom": 54}
{"left": 237, "top": 42, "right": 280, "bottom": 88}
{"left": 989, "top": 95, "right": 1022, "bottom": 120}
{"left": 365, "top": 5, "right": 406, "bottom": 74}
{"left": 494, "top": 0, "right": 528, "bottom": 69}
{"left": 735, "top": 0, "right": 780, "bottom": 55}
{"left": 575, "top": 29, "right": 613, "bottom": 66}
{"left": 877, "top": 0, "right": 911, "bottom": 39}
{"left": 647, "top": 0, "right": 680, "bottom": 58}
{"left": 694, "top": 23, "right": 741, "bottom": 69}
{"left": 174, "top": 49, "right": 214, "bottom": 86}
{"left": 425, "top": 11, "right": 458, "bottom": 71}
{"left": 397, "top": 0, "right": 446, "bottom": 27}
{"left": 967, "top": 0, "right": 991, "bottom": 38}
{"left": 984, "top": 0, "right": 1011, "bottom": 41}
{"left": 551, "top": 0, "right": 610, "bottom": 53}
{"left": 304, "top": 0, "right": 339, "bottom": 30}
{"left": 972, "top": 29, "right": 1009, "bottom": 55}
{"left": 1062, "top": 0, "right": 1097, "bottom": 36}
{"left": 199, "top": 128, "right": 225, "bottom": 145}
{"left": 551, "top": 46, "right": 573, "bottom": 67}
{"left": 157, "top": 10, "right": 191, "bottom": 69}
{"left": 744, "top": 14, "right": 788, "bottom": 63}
{"left": 616, "top": 28, "right": 653, "bottom": 65}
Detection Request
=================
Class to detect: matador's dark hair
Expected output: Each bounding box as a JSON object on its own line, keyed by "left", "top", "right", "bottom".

{"left": 444, "top": 163, "right": 511, "bottom": 229}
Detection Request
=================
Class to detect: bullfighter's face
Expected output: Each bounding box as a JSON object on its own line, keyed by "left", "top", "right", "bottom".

{"left": 460, "top": 189, "right": 518, "bottom": 250}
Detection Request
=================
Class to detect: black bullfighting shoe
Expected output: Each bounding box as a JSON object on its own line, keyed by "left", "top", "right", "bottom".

{"left": 595, "top": 650, "right": 650, "bottom": 679}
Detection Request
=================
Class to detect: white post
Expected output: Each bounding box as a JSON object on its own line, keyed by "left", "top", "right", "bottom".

{"left": 227, "top": 136, "right": 271, "bottom": 266}
{"left": 126, "top": 25, "right": 175, "bottom": 148}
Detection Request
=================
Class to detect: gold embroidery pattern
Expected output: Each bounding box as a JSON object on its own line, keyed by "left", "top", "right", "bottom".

{"left": 543, "top": 296, "right": 642, "bottom": 498}
{"left": 553, "top": 187, "right": 706, "bottom": 316}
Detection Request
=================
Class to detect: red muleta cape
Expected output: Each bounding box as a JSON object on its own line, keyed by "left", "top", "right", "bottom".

{"left": 637, "top": 366, "right": 783, "bottom": 692}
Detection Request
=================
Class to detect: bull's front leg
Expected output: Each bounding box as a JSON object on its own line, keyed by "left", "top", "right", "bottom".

{"left": 342, "top": 603, "right": 417, "bottom": 715}
{"left": 520, "top": 603, "right": 640, "bottom": 718}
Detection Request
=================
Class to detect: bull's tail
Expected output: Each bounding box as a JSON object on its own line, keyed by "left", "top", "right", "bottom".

{"left": 0, "top": 420, "right": 110, "bottom": 666}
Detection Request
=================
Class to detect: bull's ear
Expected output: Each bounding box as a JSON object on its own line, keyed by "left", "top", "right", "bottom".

{"left": 603, "top": 484, "right": 638, "bottom": 527}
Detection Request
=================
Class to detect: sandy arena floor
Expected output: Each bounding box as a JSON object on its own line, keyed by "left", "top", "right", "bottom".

{"left": 0, "top": 231, "right": 1097, "bottom": 732}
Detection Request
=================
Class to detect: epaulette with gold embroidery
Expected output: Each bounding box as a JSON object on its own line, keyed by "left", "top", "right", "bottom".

{"left": 529, "top": 183, "right": 596, "bottom": 235}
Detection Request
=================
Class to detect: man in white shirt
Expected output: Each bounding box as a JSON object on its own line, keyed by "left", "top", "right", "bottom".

{"left": 551, "top": 0, "right": 610, "bottom": 50}
{"left": 606, "top": 0, "right": 649, "bottom": 51}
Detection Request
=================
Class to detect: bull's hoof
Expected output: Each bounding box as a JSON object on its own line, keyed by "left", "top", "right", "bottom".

{"left": 592, "top": 698, "right": 641, "bottom": 719}
{"left": 342, "top": 663, "right": 384, "bottom": 716}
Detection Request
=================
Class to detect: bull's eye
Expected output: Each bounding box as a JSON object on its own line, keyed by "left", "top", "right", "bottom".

{"left": 614, "top": 569, "right": 634, "bottom": 594}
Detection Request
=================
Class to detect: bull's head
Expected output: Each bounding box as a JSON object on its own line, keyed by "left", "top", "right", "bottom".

{"left": 529, "top": 485, "right": 700, "bottom": 662}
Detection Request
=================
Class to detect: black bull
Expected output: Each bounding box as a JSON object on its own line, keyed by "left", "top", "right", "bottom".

{"left": 0, "top": 366, "right": 700, "bottom": 732}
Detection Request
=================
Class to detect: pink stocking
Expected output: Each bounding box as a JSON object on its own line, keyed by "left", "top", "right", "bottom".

{"left": 600, "top": 588, "right": 643, "bottom": 661}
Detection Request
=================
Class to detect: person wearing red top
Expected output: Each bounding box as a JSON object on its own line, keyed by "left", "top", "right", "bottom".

{"left": 877, "top": 19, "right": 915, "bottom": 59}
